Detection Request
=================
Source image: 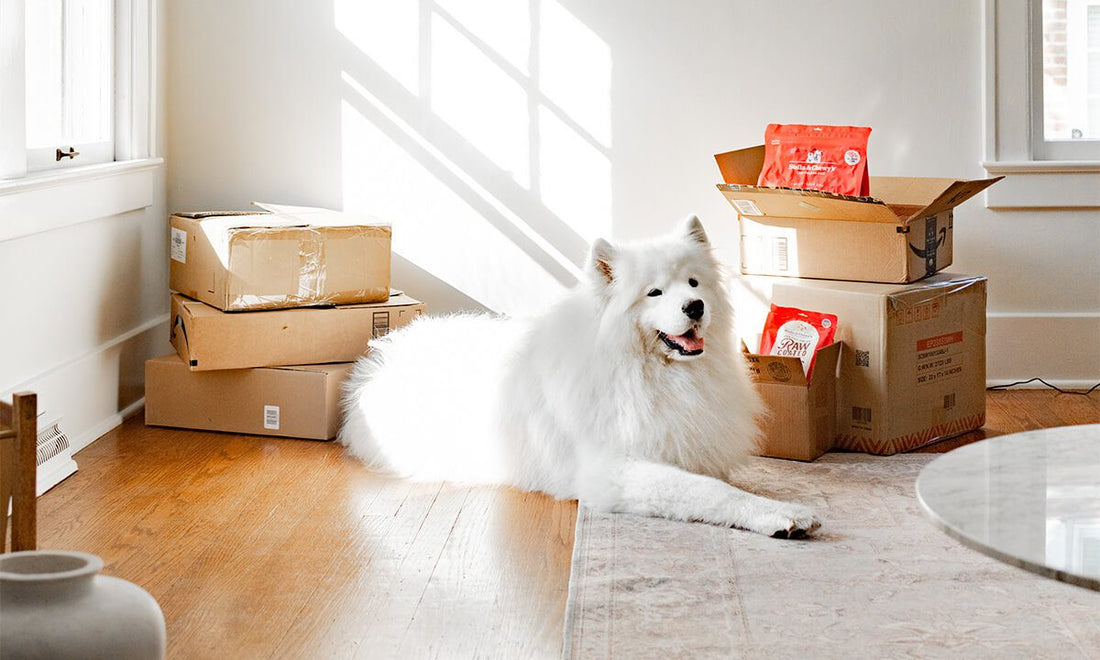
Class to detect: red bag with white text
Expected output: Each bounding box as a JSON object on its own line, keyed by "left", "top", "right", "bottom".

{"left": 759, "top": 304, "right": 838, "bottom": 380}
{"left": 757, "top": 124, "right": 871, "bottom": 196}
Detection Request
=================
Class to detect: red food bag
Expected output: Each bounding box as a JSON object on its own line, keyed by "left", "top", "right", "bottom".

{"left": 757, "top": 124, "right": 871, "bottom": 197}
{"left": 759, "top": 304, "right": 839, "bottom": 380}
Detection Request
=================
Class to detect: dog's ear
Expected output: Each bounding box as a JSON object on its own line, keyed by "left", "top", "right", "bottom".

{"left": 587, "top": 238, "right": 616, "bottom": 284}
{"left": 680, "top": 215, "right": 709, "bottom": 246}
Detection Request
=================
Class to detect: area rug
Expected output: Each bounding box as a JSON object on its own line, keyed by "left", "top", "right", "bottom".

{"left": 563, "top": 454, "right": 1100, "bottom": 659}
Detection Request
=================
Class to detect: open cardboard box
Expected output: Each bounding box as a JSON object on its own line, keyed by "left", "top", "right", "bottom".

{"left": 743, "top": 341, "right": 841, "bottom": 462}
{"left": 170, "top": 202, "right": 392, "bottom": 312}
{"left": 715, "top": 145, "right": 1002, "bottom": 283}
{"left": 733, "top": 273, "right": 987, "bottom": 455}
{"left": 170, "top": 291, "right": 425, "bottom": 371}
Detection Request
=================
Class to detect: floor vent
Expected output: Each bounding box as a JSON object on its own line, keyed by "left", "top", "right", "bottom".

{"left": 36, "top": 413, "right": 78, "bottom": 496}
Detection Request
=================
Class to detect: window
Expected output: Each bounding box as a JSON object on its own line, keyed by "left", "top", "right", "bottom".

{"left": 983, "top": 0, "right": 1100, "bottom": 208}
{"left": 25, "top": 0, "right": 114, "bottom": 172}
{"left": 0, "top": 0, "right": 153, "bottom": 181}
{"left": 1034, "top": 0, "right": 1100, "bottom": 160}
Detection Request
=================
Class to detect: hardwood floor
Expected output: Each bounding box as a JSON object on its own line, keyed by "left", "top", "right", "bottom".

{"left": 32, "top": 390, "right": 1098, "bottom": 659}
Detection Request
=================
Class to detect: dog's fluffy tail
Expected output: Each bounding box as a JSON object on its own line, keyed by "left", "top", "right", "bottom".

{"left": 337, "top": 342, "right": 397, "bottom": 473}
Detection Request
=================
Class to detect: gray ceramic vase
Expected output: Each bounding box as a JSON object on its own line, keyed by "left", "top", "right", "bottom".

{"left": 0, "top": 550, "right": 166, "bottom": 659}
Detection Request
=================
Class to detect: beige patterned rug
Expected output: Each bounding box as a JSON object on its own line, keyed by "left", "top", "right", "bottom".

{"left": 563, "top": 454, "right": 1100, "bottom": 659}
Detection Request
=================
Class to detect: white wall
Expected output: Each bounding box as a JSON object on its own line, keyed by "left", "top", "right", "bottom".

{"left": 0, "top": 169, "right": 169, "bottom": 451}
{"left": 166, "top": 0, "right": 1100, "bottom": 385}
{"left": 0, "top": 1, "right": 170, "bottom": 452}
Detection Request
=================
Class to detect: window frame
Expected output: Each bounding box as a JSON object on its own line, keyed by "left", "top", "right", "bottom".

{"left": 1029, "top": 0, "right": 1100, "bottom": 160}
{"left": 982, "top": 0, "right": 1100, "bottom": 208}
{"left": 0, "top": 0, "right": 154, "bottom": 181}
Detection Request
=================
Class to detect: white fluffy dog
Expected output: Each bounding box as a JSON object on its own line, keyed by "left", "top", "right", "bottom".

{"left": 340, "top": 217, "right": 820, "bottom": 538}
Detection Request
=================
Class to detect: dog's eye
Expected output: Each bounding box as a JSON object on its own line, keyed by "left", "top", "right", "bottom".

{"left": 688, "top": 278, "right": 698, "bottom": 287}
{"left": 647, "top": 288, "right": 662, "bottom": 297}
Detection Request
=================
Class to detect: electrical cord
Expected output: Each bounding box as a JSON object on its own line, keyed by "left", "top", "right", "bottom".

{"left": 987, "top": 378, "right": 1100, "bottom": 396}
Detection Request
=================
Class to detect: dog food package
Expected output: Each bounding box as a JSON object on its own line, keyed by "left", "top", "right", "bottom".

{"left": 757, "top": 124, "right": 872, "bottom": 196}
{"left": 759, "top": 305, "right": 838, "bottom": 380}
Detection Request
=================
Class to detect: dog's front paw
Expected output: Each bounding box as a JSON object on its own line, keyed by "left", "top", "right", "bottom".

{"left": 753, "top": 503, "right": 821, "bottom": 539}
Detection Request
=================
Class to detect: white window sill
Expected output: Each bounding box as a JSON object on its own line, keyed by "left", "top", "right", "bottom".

{"left": 0, "top": 157, "right": 164, "bottom": 242}
{"left": 0, "top": 157, "right": 164, "bottom": 195}
{"left": 981, "top": 160, "right": 1100, "bottom": 209}
{"left": 982, "top": 160, "right": 1100, "bottom": 174}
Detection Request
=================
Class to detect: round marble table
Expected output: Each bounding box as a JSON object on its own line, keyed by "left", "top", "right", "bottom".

{"left": 916, "top": 424, "right": 1100, "bottom": 591}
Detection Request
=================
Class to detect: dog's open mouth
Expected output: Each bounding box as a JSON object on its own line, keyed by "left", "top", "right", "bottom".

{"left": 657, "top": 329, "right": 704, "bottom": 356}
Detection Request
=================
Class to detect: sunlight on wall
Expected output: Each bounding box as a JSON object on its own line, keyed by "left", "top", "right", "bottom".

{"left": 435, "top": 0, "right": 530, "bottom": 74}
{"left": 539, "top": 106, "right": 611, "bottom": 242}
{"left": 340, "top": 79, "right": 571, "bottom": 314}
{"left": 539, "top": 0, "right": 611, "bottom": 147}
{"left": 334, "top": 0, "right": 419, "bottom": 95}
{"left": 537, "top": 0, "right": 612, "bottom": 240}
{"left": 431, "top": 15, "right": 530, "bottom": 188}
{"left": 335, "top": 0, "right": 612, "bottom": 312}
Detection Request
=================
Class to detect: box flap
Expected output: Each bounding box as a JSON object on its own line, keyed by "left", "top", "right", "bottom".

{"left": 807, "top": 341, "right": 842, "bottom": 385}
{"left": 177, "top": 291, "right": 421, "bottom": 319}
{"left": 868, "top": 177, "right": 959, "bottom": 205}
{"left": 714, "top": 145, "right": 766, "bottom": 185}
{"left": 718, "top": 186, "right": 899, "bottom": 223}
{"left": 251, "top": 202, "right": 391, "bottom": 228}
{"left": 179, "top": 205, "right": 390, "bottom": 234}
{"left": 271, "top": 363, "right": 355, "bottom": 376}
{"left": 904, "top": 177, "right": 1003, "bottom": 222}
{"left": 742, "top": 341, "right": 841, "bottom": 387}
{"left": 175, "top": 211, "right": 269, "bottom": 220}
{"left": 742, "top": 351, "right": 808, "bottom": 386}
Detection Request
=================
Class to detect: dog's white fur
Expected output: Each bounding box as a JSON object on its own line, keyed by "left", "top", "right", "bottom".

{"left": 340, "top": 217, "right": 820, "bottom": 537}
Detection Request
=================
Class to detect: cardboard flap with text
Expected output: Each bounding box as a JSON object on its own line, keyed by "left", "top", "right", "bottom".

{"left": 742, "top": 341, "right": 842, "bottom": 387}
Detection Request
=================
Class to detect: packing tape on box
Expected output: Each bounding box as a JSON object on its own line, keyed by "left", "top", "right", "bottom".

{"left": 887, "top": 276, "right": 986, "bottom": 310}
{"left": 297, "top": 229, "right": 327, "bottom": 300}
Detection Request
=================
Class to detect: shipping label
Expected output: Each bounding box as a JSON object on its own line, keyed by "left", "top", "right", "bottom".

{"left": 170, "top": 227, "right": 187, "bottom": 263}
{"left": 915, "top": 331, "right": 965, "bottom": 385}
{"left": 263, "top": 405, "right": 280, "bottom": 430}
{"left": 730, "top": 199, "right": 763, "bottom": 216}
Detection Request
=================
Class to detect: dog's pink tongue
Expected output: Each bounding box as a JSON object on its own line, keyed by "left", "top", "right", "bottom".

{"left": 674, "top": 334, "right": 704, "bottom": 352}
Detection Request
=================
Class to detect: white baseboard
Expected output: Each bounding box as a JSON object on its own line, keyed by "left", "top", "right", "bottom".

{"left": 986, "top": 312, "right": 1100, "bottom": 387}
{"left": 68, "top": 397, "right": 147, "bottom": 454}
{"left": 3, "top": 316, "right": 169, "bottom": 455}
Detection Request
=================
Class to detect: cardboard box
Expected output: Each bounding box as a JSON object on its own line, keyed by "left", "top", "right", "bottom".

{"left": 744, "top": 341, "right": 841, "bottom": 462}
{"left": 733, "top": 273, "right": 987, "bottom": 454}
{"left": 169, "top": 202, "right": 391, "bottom": 311}
{"left": 715, "top": 145, "right": 1001, "bottom": 283}
{"left": 144, "top": 354, "right": 352, "bottom": 440}
{"left": 170, "top": 291, "right": 425, "bottom": 371}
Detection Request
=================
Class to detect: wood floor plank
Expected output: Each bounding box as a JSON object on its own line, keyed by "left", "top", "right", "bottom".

{"left": 31, "top": 391, "right": 1096, "bottom": 659}
{"left": 155, "top": 443, "right": 352, "bottom": 657}
{"left": 273, "top": 480, "right": 468, "bottom": 659}
{"left": 396, "top": 487, "right": 576, "bottom": 659}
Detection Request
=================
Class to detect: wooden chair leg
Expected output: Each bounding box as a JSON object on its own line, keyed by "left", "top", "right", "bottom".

{"left": 9, "top": 392, "right": 37, "bottom": 551}
{"left": 0, "top": 422, "right": 13, "bottom": 552}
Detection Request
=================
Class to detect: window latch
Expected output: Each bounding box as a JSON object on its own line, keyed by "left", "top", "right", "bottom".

{"left": 56, "top": 147, "right": 80, "bottom": 161}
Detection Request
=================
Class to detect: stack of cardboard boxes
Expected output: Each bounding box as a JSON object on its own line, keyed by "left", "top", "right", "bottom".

{"left": 715, "top": 145, "right": 1001, "bottom": 461}
{"left": 144, "top": 203, "right": 424, "bottom": 441}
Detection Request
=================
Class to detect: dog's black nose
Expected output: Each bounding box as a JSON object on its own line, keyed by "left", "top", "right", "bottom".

{"left": 683, "top": 299, "right": 704, "bottom": 320}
